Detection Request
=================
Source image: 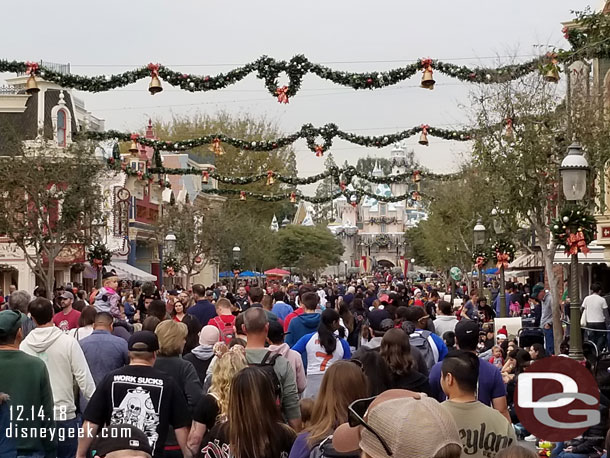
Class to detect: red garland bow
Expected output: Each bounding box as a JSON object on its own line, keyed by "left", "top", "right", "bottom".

{"left": 545, "top": 52, "right": 558, "bottom": 65}
{"left": 315, "top": 145, "right": 324, "bottom": 157}
{"left": 147, "top": 63, "right": 160, "bottom": 77}
{"left": 562, "top": 26, "right": 570, "bottom": 39}
{"left": 351, "top": 200, "right": 358, "bottom": 208}
{"left": 412, "top": 191, "right": 421, "bottom": 201}
{"left": 420, "top": 124, "right": 429, "bottom": 135}
{"left": 420, "top": 58, "right": 433, "bottom": 70}
{"left": 412, "top": 170, "right": 421, "bottom": 182}
{"left": 239, "top": 191, "right": 246, "bottom": 201}
{"left": 565, "top": 229, "right": 590, "bottom": 256}
{"left": 496, "top": 252, "right": 510, "bottom": 269}
{"left": 475, "top": 256, "right": 486, "bottom": 268}
{"left": 93, "top": 258, "right": 103, "bottom": 269}
{"left": 130, "top": 133, "right": 139, "bottom": 141}
{"left": 266, "top": 170, "right": 274, "bottom": 186}
{"left": 137, "top": 171, "right": 143, "bottom": 179}
{"left": 202, "top": 171, "right": 209, "bottom": 183}
{"left": 165, "top": 267, "right": 175, "bottom": 277}
{"left": 276, "top": 86, "right": 289, "bottom": 104}
{"left": 340, "top": 181, "right": 346, "bottom": 191}
{"left": 25, "top": 61, "right": 39, "bottom": 75}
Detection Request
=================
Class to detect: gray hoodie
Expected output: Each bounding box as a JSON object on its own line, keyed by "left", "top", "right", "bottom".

{"left": 20, "top": 326, "right": 96, "bottom": 420}
{"left": 433, "top": 315, "right": 458, "bottom": 338}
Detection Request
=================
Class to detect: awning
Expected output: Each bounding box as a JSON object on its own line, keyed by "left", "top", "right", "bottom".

{"left": 108, "top": 262, "right": 157, "bottom": 281}
{"left": 553, "top": 243, "right": 607, "bottom": 265}
{"left": 507, "top": 252, "right": 544, "bottom": 272}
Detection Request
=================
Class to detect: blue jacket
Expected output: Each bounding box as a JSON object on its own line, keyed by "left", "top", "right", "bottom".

{"left": 286, "top": 313, "right": 321, "bottom": 347}
{"left": 188, "top": 300, "right": 216, "bottom": 326}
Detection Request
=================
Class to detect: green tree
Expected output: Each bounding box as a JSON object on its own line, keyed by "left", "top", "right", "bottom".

{"left": 276, "top": 225, "right": 344, "bottom": 277}
{"left": 153, "top": 112, "right": 297, "bottom": 225}
{"left": 0, "top": 144, "right": 102, "bottom": 297}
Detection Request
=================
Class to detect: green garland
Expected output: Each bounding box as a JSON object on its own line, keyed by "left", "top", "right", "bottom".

{"left": 83, "top": 122, "right": 474, "bottom": 155}
{"left": 563, "top": 9, "right": 610, "bottom": 59}
{"left": 374, "top": 234, "right": 392, "bottom": 247}
{"left": 1, "top": 53, "right": 561, "bottom": 99}
{"left": 198, "top": 187, "right": 424, "bottom": 204}
{"left": 87, "top": 242, "right": 112, "bottom": 267}
{"left": 550, "top": 205, "right": 596, "bottom": 254}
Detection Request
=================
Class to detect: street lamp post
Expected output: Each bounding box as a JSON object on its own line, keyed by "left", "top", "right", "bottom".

{"left": 473, "top": 218, "right": 486, "bottom": 299}
{"left": 343, "top": 260, "right": 348, "bottom": 280}
{"left": 164, "top": 232, "right": 176, "bottom": 288}
{"left": 560, "top": 141, "right": 589, "bottom": 360}
{"left": 232, "top": 246, "right": 241, "bottom": 293}
{"left": 91, "top": 217, "right": 107, "bottom": 288}
{"left": 491, "top": 209, "right": 507, "bottom": 318}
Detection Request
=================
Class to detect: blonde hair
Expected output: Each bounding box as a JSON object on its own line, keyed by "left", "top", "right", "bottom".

{"left": 102, "top": 276, "right": 118, "bottom": 286}
{"left": 155, "top": 320, "right": 188, "bottom": 356}
{"left": 209, "top": 342, "right": 247, "bottom": 417}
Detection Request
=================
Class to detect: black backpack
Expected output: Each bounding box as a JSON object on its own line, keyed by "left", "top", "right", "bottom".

{"left": 249, "top": 351, "right": 282, "bottom": 403}
{"left": 309, "top": 436, "right": 360, "bottom": 458}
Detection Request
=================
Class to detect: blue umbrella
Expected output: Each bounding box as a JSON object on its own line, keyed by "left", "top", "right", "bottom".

{"left": 219, "top": 271, "right": 232, "bottom": 278}
{"left": 239, "top": 271, "right": 263, "bottom": 278}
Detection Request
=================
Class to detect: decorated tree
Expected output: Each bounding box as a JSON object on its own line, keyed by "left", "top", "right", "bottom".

{"left": 0, "top": 143, "right": 102, "bottom": 297}
{"left": 157, "top": 200, "right": 225, "bottom": 288}
{"left": 276, "top": 225, "right": 344, "bottom": 277}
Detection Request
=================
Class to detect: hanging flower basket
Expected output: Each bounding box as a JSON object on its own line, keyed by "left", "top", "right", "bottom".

{"left": 551, "top": 205, "right": 596, "bottom": 255}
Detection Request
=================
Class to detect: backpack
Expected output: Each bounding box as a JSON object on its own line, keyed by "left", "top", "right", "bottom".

{"left": 213, "top": 316, "right": 235, "bottom": 344}
{"left": 309, "top": 435, "right": 360, "bottom": 458}
{"left": 249, "top": 351, "right": 282, "bottom": 403}
{"left": 408, "top": 329, "right": 439, "bottom": 371}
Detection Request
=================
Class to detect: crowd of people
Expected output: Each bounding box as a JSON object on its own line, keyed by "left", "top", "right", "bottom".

{"left": 0, "top": 272, "right": 608, "bottom": 458}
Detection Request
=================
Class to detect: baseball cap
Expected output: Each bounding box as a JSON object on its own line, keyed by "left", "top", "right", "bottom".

{"left": 0, "top": 310, "right": 23, "bottom": 336}
{"left": 128, "top": 331, "right": 160, "bottom": 352}
{"left": 60, "top": 291, "right": 74, "bottom": 301}
{"left": 454, "top": 320, "right": 479, "bottom": 350}
{"left": 92, "top": 424, "right": 152, "bottom": 457}
{"left": 333, "top": 390, "right": 462, "bottom": 457}
{"left": 532, "top": 283, "right": 545, "bottom": 297}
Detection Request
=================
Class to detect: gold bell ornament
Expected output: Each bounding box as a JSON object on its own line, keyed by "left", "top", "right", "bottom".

{"left": 25, "top": 61, "right": 40, "bottom": 95}
{"left": 129, "top": 134, "right": 139, "bottom": 155}
{"left": 147, "top": 63, "right": 163, "bottom": 95}
{"left": 202, "top": 171, "right": 209, "bottom": 185}
{"left": 209, "top": 138, "right": 225, "bottom": 156}
{"left": 290, "top": 192, "right": 297, "bottom": 203}
{"left": 544, "top": 65, "right": 560, "bottom": 83}
{"left": 419, "top": 125, "right": 429, "bottom": 146}
{"left": 239, "top": 191, "right": 247, "bottom": 201}
{"left": 412, "top": 170, "right": 421, "bottom": 183}
{"left": 266, "top": 171, "right": 275, "bottom": 186}
{"left": 420, "top": 59, "right": 435, "bottom": 90}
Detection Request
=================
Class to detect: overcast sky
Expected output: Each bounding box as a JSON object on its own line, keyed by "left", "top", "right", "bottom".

{"left": 1, "top": 0, "right": 598, "bottom": 179}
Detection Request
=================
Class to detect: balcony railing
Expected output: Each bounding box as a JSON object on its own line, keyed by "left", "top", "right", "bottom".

{"left": 0, "top": 86, "right": 20, "bottom": 95}
{"left": 17, "top": 61, "right": 70, "bottom": 76}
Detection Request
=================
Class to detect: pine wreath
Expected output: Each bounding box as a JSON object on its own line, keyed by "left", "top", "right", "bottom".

{"left": 374, "top": 234, "right": 391, "bottom": 247}
{"left": 490, "top": 240, "right": 515, "bottom": 269}
{"left": 163, "top": 255, "right": 181, "bottom": 277}
{"left": 472, "top": 248, "right": 489, "bottom": 268}
{"left": 88, "top": 242, "right": 112, "bottom": 269}
{"left": 551, "top": 205, "right": 596, "bottom": 255}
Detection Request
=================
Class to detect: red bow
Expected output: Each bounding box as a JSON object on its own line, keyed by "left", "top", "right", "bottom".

{"left": 276, "top": 86, "right": 290, "bottom": 104}
{"left": 545, "top": 52, "right": 558, "bottom": 65}
{"left": 420, "top": 58, "right": 433, "bottom": 69}
{"left": 240, "top": 191, "right": 247, "bottom": 200}
{"left": 565, "top": 229, "right": 590, "bottom": 256}
{"left": 496, "top": 252, "right": 510, "bottom": 269}
{"left": 165, "top": 267, "right": 175, "bottom": 277}
{"left": 315, "top": 145, "right": 324, "bottom": 157}
{"left": 130, "top": 133, "right": 139, "bottom": 141}
{"left": 412, "top": 191, "right": 421, "bottom": 201}
{"left": 147, "top": 63, "right": 160, "bottom": 77}
{"left": 475, "top": 256, "right": 486, "bottom": 268}
{"left": 202, "top": 171, "right": 209, "bottom": 183}
{"left": 25, "top": 61, "right": 39, "bottom": 75}
{"left": 93, "top": 258, "right": 103, "bottom": 268}
{"left": 137, "top": 171, "right": 143, "bottom": 179}
{"left": 562, "top": 26, "right": 570, "bottom": 39}
{"left": 420, "top": 124, "right": 429, "bottom": 135}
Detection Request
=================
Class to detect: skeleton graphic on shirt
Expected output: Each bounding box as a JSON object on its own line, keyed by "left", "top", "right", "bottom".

{"left": 111, "top": 386, "right": 160, "bottom": 449}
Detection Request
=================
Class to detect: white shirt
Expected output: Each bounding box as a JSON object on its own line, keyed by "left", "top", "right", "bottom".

{"left": 582, "top": 293, "right": 608, "bottom": 323}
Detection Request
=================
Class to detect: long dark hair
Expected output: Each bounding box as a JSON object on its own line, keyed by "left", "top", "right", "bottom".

{"left": 227, "top": 366, "right": 292, "bottom": 458}
{"left": 181, "top": 313, "right": 202, "bottom": 356}
{"left": 318, "top": 308, "right": 340, "bottom": 355}
{"left": 380, "top": 328, "right": 414, "bottom": 375}
{"left": 338, "top": 302, "right": 354, "bottom": 334}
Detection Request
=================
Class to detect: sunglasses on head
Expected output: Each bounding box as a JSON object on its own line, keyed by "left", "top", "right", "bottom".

{"left": 347, "top": 397, "right": 393, "bottom": 456}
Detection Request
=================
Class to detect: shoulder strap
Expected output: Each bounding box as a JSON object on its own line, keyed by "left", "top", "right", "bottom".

{"left": 260, "top": 350, "right": 272, "bottom": 365}
{"left": 214, "top": 316, "right": 224, "bottom": 327}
